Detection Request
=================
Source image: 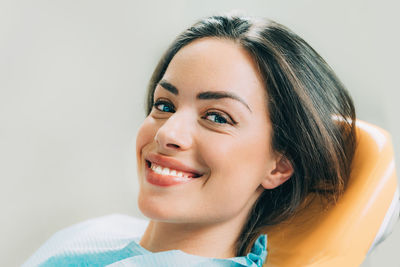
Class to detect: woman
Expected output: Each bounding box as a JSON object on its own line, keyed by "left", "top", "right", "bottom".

{"left": 23, "top": 13, "right": 356, "bottom": 266}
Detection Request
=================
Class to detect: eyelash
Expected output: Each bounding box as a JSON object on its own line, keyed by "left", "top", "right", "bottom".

{"left": 152, "top": 99, "right": 236, "bottom": 125}
{"left": 153, "top": 100, "right": 175, "bottom": 113}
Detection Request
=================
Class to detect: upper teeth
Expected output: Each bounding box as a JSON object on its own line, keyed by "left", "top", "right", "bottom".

{"left": 151, "top": 163, "right": 189, "bottom": 178}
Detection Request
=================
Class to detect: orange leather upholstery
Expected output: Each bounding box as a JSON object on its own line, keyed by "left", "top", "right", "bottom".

{"left": 263, "top": 120, "right": 398, "bottom": 267}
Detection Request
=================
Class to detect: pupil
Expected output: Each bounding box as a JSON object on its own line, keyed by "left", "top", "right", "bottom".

{"left": 163, "top": 105, "right": 171, "bottom": 112}
{"left": 216, "top": 116, "right": 226, "bottom": 123}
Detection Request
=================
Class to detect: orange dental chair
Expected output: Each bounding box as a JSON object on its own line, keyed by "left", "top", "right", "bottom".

{"left": 263, "top": 120, "right": 399, "bottom": 266}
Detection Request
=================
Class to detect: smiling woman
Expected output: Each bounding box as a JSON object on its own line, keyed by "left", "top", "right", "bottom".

{"left": 23, "top": 13, "right": 356, "bottom": 266}
{"left": 136, "top": 37, "right": 282, "bottom": 259}
{"left": 139, "top": 14, "right": 356, "bottom": 259}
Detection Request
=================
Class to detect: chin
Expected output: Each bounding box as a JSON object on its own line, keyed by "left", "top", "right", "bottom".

{"left": 138, "top": 192, "right": 179, "bottom": 222}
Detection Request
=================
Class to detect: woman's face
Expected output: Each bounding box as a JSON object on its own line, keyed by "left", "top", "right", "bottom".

{"left": 136, "top": 38, "right": 285, "bottom": 225}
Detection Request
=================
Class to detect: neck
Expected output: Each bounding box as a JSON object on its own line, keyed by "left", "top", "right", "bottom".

{"left": 139, "top": 216, "right": 248, "bottom": 259}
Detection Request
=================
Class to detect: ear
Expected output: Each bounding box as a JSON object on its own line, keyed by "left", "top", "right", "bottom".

{"left": 261, "top": 155, "right": 294, "bottom": 189}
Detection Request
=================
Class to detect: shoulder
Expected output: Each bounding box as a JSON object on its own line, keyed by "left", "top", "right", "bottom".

{"left": 23, "top": 214, "right": 149, "bottom": 266}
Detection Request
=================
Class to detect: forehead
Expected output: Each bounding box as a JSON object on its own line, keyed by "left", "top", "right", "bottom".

{"left": 162, "top": 38, "right": 266, "bottom": 101}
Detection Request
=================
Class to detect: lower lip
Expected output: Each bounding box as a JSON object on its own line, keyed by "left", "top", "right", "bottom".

{"left": 145, "top": 164, "right": 196, "bottom": 187}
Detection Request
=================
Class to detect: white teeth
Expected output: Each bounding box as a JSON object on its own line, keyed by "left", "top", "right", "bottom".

{"left": 155, "top": 166, "right": 162, "bottom": 174}
{"left": 151, "top": 163, "right": 191, "bottom": 178}
{"left": 162, "top": 168, "right": 170, "bottom": 175}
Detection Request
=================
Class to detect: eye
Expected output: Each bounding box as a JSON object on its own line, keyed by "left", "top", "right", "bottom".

{"left": 153, "top": 100, "right": 175, "bottom": 113}
{"left": 203, "top": 111, "right": 234, "bottom": 125}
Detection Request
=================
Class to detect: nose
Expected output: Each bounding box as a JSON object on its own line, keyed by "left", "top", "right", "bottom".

{"left": 154, "top": 111, "right": 194, "bottom": 152}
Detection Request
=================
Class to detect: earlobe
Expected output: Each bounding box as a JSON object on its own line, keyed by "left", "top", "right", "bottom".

{"left": 261, "top": 156, "right": 294, "bottom": 189}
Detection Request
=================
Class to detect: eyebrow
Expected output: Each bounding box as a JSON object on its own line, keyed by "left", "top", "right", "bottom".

{"left": 158, "top": 79, "right": 252, "bottom": 112}
{"left": 159, "top": 80, "right": 178, "bottom": 95}
{"left": 197, "top": 91, "right": 252, "bottom": 112}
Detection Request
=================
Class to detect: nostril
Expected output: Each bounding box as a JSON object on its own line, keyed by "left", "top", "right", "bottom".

{"left": 167, "top": 143, "right": 180, "bottom": 149}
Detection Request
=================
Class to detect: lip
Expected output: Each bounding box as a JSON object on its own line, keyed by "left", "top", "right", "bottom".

{"left": 145, "top": 165, "right": 193, "bottom": 187}
{"left": 144, "top": 153, "right": 203, "bottom": 187}
{"left": 146, "top": 153, "right": 202, "bottom": 176}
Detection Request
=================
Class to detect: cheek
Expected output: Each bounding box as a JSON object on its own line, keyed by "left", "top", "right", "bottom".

{"left": 204, "top": 129, "right": 272, "bottom": 178}
{"left": 136, "top": 117, "right": 157, "bottom": 160}
{"left": 199, "top": 130, "right": 272, "bottom": 209}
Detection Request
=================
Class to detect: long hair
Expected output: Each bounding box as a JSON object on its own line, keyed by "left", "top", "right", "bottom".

{"left": 144, "top": 14, "right": 356, "bottom": 256}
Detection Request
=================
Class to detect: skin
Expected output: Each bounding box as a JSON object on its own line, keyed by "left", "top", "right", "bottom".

{"left": 136, "top": 38, "right": 293, "bottom": 258}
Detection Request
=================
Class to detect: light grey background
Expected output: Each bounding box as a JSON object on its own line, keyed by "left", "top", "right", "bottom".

{"left": 1, "top": 0, "right": 399, "bottom": 266}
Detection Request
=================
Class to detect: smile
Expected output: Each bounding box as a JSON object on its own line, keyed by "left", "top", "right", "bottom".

{"left": 146, "top": 161, "right": 201, "bottom": 179}
{"left": 144, "top": 154, "right": 203, "bottom": 187}
{"left": 150, "top": 163, "right": 191, "bottom": 178}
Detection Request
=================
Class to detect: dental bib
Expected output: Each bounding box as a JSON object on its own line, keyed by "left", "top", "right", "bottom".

{"left": 23, "top": 214, "right": 267, "bottom": 267}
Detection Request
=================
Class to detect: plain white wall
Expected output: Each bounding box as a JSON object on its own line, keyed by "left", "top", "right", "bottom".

{"left": 1, "top": 0, "right": 399, "bottom": 266}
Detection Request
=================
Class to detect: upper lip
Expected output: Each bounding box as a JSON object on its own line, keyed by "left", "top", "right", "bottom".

{"left": 145, "top": 153, "right": 202, "bottom": 177}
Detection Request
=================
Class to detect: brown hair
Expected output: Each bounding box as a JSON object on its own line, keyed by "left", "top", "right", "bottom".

{"left": 144, "top": 14, "right": 356, "bottom": 256}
